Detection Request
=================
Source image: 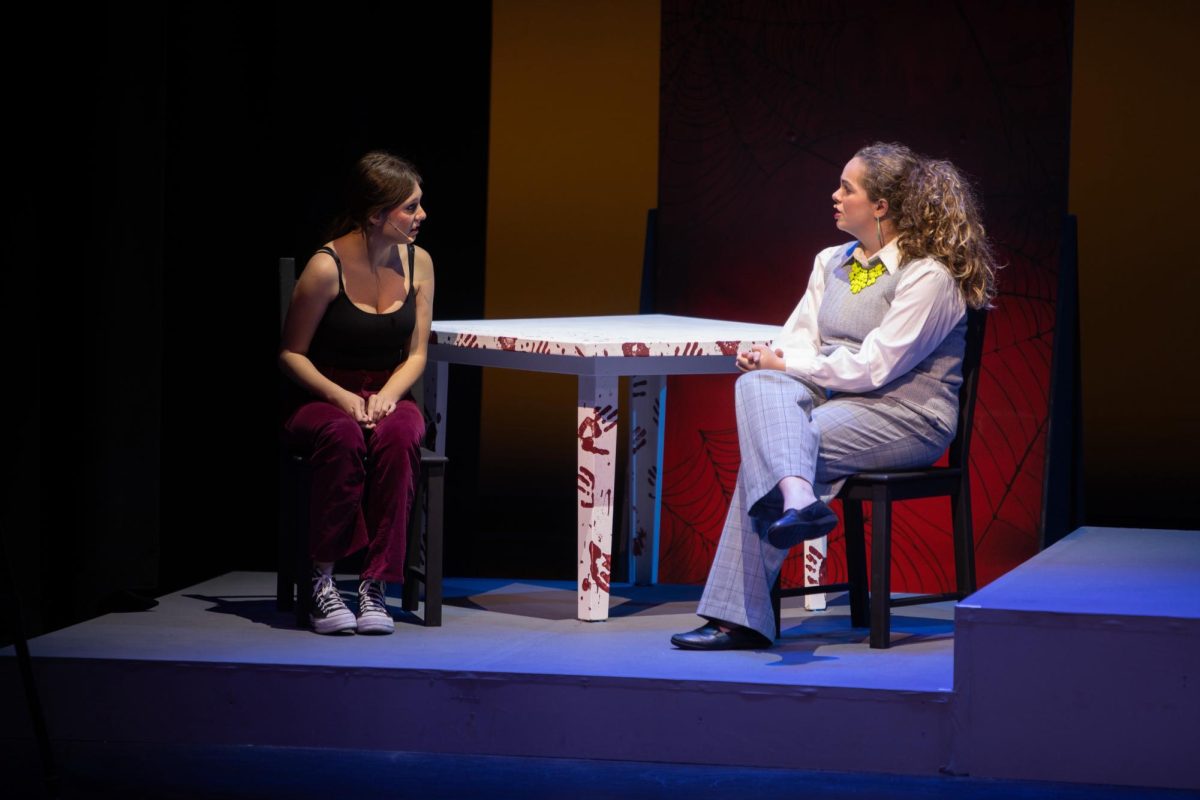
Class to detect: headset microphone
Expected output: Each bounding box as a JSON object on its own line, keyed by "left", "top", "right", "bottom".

{"left": 388, "top": 220, "right": 415, "bottom": 242}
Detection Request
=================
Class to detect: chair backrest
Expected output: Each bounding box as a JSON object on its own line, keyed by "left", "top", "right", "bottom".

{"left": 947, "top": 307, "right": 988, "bottom": 470}
{"left": 639, "top": 208, "right": 657, "bottom": 314}
{"left": 279, "top": 257, "right": 297, "bottom": 332}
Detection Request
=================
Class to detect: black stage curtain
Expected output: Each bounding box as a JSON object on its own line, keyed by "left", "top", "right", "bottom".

{"left": 8, "top": 2, "right": 490, "bottom": 640}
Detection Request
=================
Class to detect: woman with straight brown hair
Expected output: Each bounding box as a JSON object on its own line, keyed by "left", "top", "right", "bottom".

{"left": 280, "top": 151, "right": 435, "bottom": 635}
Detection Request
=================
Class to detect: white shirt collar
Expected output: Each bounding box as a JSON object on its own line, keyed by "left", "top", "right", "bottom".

{"left": 844, "top": 238, "right": 901, "bottom": 274}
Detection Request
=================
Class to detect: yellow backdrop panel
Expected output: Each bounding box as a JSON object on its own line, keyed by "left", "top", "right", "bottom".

{"left": 481, "top": 1, "right": 660, "bottom": 490}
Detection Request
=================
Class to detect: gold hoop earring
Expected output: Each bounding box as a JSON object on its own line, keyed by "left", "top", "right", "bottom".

{"left": 875, "top": 217, "right": 884, "bottom": 249}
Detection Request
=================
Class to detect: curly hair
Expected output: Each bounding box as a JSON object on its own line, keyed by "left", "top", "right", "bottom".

{"left": 854, "top": 142, "right": 921, "bottom": 233}
{"left": 856, "top": 143, "right": 999, "bottom": 310}
{"left": 327, "top": 151, "right": 422, "bottom": 239}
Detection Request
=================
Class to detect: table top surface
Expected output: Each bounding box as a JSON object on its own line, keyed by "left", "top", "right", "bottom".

{"left": 430, "top": 313, "right": 780, "bottom": 358}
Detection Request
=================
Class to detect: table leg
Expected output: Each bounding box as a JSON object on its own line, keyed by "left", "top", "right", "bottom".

{"left": 424, "top": 361, "right": 448, "bottom": 456}
{"left": 577, "top": 375, "right": 618, "bottom": 621}
{"left": 628, "top": 375, "right": 665, "bottom": 585}
{"left": 804, "top": 535, "right": 828, "bottom": 610}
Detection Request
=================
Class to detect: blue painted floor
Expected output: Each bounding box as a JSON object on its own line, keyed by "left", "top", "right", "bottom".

{"left": 11, "top": 572, "right": 957, "bottom": 691}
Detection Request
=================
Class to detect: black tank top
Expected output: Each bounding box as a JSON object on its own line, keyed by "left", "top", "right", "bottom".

{"left": 307, "top": 244, "right": 418, "bottom": 371}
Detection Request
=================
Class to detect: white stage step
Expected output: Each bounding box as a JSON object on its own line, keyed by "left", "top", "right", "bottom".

{"left": 952, "top": 526, "right": 1200, "bottom": 789}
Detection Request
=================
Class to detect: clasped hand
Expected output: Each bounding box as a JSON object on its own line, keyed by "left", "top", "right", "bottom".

{"left": 736, "top": 344, "right": 785, "bottom": 373}
{"left": 338, "top": 391, "right": 397, "bottom": 429}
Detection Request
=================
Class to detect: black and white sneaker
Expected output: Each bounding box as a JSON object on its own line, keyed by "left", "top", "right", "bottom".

{"left": 356, "top": 579, "right": 395, "bottom": 635}
{"left": 310, "top": 571, "right": 357, "bottom": 635}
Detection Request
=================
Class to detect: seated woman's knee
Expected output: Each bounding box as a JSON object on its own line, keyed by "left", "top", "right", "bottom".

{"left": 372, "top": 402, "right": 426, "bottom": 450}
{"left": 735, "top": 368, "right": 791, "bottom": 400}
{"left": 318, "top": 414, "right": 367, "bottom": 453}
{"left": 736, "top": 369, "right": 780, "bottom": 391}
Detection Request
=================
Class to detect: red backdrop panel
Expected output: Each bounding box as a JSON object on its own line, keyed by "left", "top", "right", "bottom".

{"left": 656, "top": 0, "right": 1072, "bottom": 591}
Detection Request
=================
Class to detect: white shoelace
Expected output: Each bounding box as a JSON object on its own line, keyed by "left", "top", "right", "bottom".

{"left": 359, "top": 580, "right": 388, "bottom": 614}
{"left": 313, "top": 573, "right": 347, "bottom": 614}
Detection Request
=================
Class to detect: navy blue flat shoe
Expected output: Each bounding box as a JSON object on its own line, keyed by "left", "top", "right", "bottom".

{"left": 766, "top": 501, "right": 838, "bottom": 549}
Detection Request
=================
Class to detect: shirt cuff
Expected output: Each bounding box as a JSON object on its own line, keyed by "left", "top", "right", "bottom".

{"left": 783, "top": 354, "right": 818, "bottom": 378}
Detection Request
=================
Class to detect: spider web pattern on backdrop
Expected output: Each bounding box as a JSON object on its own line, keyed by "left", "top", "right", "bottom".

{"left": 655, "top": 0, "right": 1072, "bottom": 591}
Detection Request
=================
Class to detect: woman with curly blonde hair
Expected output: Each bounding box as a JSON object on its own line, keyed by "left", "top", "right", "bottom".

{"left": 672, "top": 142, "right": 998, "bottom": 650}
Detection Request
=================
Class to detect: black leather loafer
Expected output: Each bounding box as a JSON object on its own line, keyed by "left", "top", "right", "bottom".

{"left": 670, "top": 622, "right": 769, "bottom": 650}
{"left": 766, "top": 500, "right": 838, "bottom": 549}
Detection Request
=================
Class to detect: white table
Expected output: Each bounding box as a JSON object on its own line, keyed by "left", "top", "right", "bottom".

{"left": 424, "top": 314, "right": 781, "bottom": 621}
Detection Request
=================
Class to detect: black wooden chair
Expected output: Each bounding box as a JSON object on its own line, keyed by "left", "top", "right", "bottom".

{"left": 277, "top": 256, "right": 446, "bottom": 628}
{"left": 772, "top": 308, "right": 987, "bottom": 648}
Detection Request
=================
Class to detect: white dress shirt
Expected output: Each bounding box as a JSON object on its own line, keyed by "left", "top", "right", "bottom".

{"left": 773, "top": 239, "right": 966, "bottom": 393}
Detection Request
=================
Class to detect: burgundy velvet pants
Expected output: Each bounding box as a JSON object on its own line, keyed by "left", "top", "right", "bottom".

{"left": 283, "top": 369, "right": 425, "bottom": 583}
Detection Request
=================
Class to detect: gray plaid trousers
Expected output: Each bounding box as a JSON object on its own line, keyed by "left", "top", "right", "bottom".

{"left": 696, "top": 370, "right": 954, "bottom": 640}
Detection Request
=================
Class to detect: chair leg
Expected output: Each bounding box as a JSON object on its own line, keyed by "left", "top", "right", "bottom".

{"left": 771, "top": 573, "right": 782, "bottom": 638}
{"left": 278, "top": 459, "right": 296, "bottom": 612}
{"left": 422, "top": 460, "right": 445, "bottom": 627}
{"left": 277, "top": 515, "right": 294, "bottom": 612}
{"left": 869, "top": 486, "right": 892, "bottom": 649}
{"left": 294, "top": 550, "right": 310, "bottom": 630}
{"left": 280, "top": 455, "right": 312, "bottom": 628}
{"left": 950, "top": 483, "right": 977, "bottom": 596}
{"left": 402, "top": 477, "right": 425, "bottom": 614}
{"left": 842, "top": 499, "right": 869, "bottom": 629}
{"left": 293, "top": 461, "right": 312, "bottom": 630}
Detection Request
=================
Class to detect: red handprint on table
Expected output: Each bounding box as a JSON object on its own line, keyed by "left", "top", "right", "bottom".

{"left": 804, "top": 542, "right": 827, "bottom": 584}
{"left": 645, "top": 464, "right": 658, "bottom": 500}
{"left": 588, "top": 540, "right": 611, "bottom": 594}
{"left": 622, "top": 342, "right": 650, "bottom": 357}
{"left": 578, "top": 403, "right": 617, "bottom": 455}
{"left": 631, "top": 425, "right": 648, "bottom": 455}
{"left": 577, "top": 466, "right": 595, "bottom": 509}
{"left": 633, "top": 526, "right": 647, "bottom": 557}
{"left": 578, "top": 463, "right": 612, "bottom": 511}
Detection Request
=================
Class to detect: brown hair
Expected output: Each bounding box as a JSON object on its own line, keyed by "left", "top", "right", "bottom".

{"left": 854, "top": 141, "right": 921, "bottom": 231}
{"left": 327, "top": 151, "right": 422, "bottom": 239}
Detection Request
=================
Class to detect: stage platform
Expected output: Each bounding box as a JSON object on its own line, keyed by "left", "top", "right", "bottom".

{"left": 2, "top": 526, "right": 1198, "bottom": 794}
